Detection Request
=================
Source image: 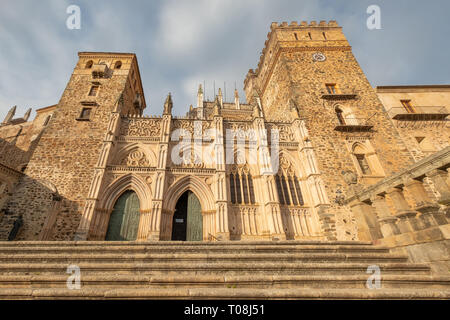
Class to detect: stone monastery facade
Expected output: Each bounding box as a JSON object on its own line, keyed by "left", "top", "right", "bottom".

{"left": 0, "top": 21, "right": 449, "bottom": 245}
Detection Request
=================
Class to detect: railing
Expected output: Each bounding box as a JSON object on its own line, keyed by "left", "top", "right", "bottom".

{"left": 344, "top": 146, "right": 450, "bottom": 242}
{"left": 335, "top": 118, "right": 374, "bottom": 132}
{"left": 387, "top": 106, "right": 449, "bottom": 120}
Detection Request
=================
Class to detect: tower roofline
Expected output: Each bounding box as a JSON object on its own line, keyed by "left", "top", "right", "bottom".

{"left": 78, "top": 52, "right": 147, "bottom": 109}
{"left": 244, "top": 21, "right": 347, "bottom": 97}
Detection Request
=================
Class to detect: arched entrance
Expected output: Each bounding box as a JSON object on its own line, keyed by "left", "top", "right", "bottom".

{"left": 171, "top": 191, "right": 202, "bottom": 241}
{"left": 105, "top": 190, "right": 140, "bottom": 241}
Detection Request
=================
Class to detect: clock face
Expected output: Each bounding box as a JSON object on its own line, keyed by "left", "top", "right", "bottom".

{"left": 312, "top": 52, "right": 326, "bottom": 62}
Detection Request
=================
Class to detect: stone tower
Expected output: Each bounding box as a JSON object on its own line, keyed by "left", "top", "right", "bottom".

{"left": 3, "top": 53, "right": 146, "bottom": 240}
{"left": 244, "top": 21, "right": 415, "bottom": 240}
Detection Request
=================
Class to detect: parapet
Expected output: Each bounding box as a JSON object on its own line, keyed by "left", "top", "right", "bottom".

{"left": 244, "top": 20, "right": 345, "bottom": 92}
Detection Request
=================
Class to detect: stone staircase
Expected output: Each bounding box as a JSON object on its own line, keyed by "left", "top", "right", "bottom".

{"left": 0, "top": 240, "right": 449, "bottom": 299}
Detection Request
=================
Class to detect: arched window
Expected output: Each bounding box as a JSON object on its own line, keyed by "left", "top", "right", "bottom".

{"left": 275, "top": 156, "right": 305, "bottom": 206}
{"left": 229, "top": 164, "right": 255, "bottom": 205}
{"left": 335, "top": 107, "right": 345, "bottom": 125}
{"left": 114, "top": 61, "right": 122, "bottom": 69}
{"left": 85, "top": 60, "right": 93, "bottom": 69}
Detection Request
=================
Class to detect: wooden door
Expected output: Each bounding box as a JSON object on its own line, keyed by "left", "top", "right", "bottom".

{"left": 186, "top": 192, "right": 202, "bottom": 241}
{"left": 105, "top": 190, "right": 140, "bottom": 241}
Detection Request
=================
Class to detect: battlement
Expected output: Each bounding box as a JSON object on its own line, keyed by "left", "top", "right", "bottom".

{"left": 244, "top": 21, "right": 347, "bottom": 97}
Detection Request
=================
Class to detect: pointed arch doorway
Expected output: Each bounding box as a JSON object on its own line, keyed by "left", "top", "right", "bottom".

{"left": 105, "top": 190, "right": 141, "bottom": 241}
{"left": 171, "top": 191, "right": 203, "bottom": 241}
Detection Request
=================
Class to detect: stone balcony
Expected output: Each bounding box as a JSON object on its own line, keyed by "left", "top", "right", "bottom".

{"left": 344, "top": 146, "right": 450, "bottom": 274}
{"left": 388, "top": 106, "right": 449, "bottom": 121}
{"left": 334, "top": 118, "right": 374, "bottom": 132}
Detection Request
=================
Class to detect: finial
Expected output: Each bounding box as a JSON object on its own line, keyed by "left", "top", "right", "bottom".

{"left": 2, "top": 105, "right": 17, "bottom": 124}
{"left": 23, "top": 108, "right": 32, "bottom": 121}
{"left": 163, "top": 92, "right": 173, "bottom": 115}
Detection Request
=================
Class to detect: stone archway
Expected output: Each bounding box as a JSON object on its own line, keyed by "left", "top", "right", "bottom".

{"left": 91, "top": 174, "right": 152, "bottom": 241}
{"left": 171, "top": 191, "right": 203, "bottom": 241}
{"left": 105, "top": 190, "right": 141, "bottom": 241}
{"left": 161, "top": 176, "right": 215, "bottom": 241}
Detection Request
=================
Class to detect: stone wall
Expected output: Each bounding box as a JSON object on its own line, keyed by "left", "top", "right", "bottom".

{"left": 376, "top": 85, "right": 450, "bottom": 162}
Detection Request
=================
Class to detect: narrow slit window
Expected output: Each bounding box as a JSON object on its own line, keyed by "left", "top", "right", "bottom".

{"left": 235, "top": 174, "right": 242, "bottom": 204}
{"left": 294, "top": 179, "right": 304, "bottom": 206}
{"left": 275, "top": 175, "right": 285, "bottom": 205}
{"left": 281, "top": 176, "right": 291, "bottom": 205}
{"left": 288, "top": 177, "right": 298, "bottom": 206}
{"left": 230, "top": 174, "right": 236, "bottom": 204}
{"left": 294, "top": 33, "right": 298, "bottom": 40}
{"left": 248, "top": 174, "right": 255, "bottom": 204}
{"left": 242, "top": 175, "right": 249, "bottom": 204}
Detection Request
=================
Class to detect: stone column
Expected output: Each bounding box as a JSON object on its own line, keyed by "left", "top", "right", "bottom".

{"left": 386, "top": 187, "right": 419, "bottom": 233}
{"left": 370, "top": 194, "right": 399, "bottom": 238}
{"left": 349, "top": 199, "right": 382, "bottom": 242}
{"left": 426, "top": 169, "right": 450, "bottom": 205}
{"left": 404, "top": 178, "right": 446, "bottom": 227}
{"left": 213, "top": 115, "right": 230, "bottom": 240}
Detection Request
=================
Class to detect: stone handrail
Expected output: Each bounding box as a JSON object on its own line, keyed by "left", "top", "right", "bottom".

{"left": 345, "top": 146, "right": 450, "bottom": 204}
{"left": 344, "top": 147, "right": 450, "bottom": 243}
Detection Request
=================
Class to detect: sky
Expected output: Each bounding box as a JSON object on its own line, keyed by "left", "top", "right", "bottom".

{"left": 0, "top": 0, "right": 449, "bottom": 120}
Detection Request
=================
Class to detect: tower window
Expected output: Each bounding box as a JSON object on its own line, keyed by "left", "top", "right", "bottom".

{"left": 401, "top": 100, "right": 415, "bottom": 113}
{"left": 88, "top": 85, "right": 99, "bottom": 97}
{"left": 85, "top": 60, "right": 93, "bottom": 69}
{"left": 79, "top": 108, "right": 92, "bottom": 120}
{"left": 114, "top": 61, "right": 122, "bottom": 69}
{"left": 308, "top": 32, "right": 312, "bottom": 40}
{"left": 326, "top": 84, "right": 338, "bottom": 94}
{"left": 294, "top": 33, "right": 298, "bottom": 40}
{"left": 322, "top": 32, "right": 327, "bottom": 40}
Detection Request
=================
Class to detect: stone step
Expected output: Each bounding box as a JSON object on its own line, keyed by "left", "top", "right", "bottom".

{"left": 0, "top": 262, "right": 430, "bottom": 276}
{"left": 0, "top": 274, "right": 448, "bottom": 289}
{"left": 0, "top": 252, "right": 408, "bottom": 264}
{"left": 0, "top": 240, "right": 374, "bottom": 247}
{"left": 1, "top": 287, "right": 449, "bottom": 300}
{"left": 0, "top": 244, "right": 391, "bottom": 255}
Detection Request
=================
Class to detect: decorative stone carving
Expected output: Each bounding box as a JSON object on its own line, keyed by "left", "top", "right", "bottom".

{"left": 342, "top": 170, "right": 358, "bottom": 185}
{"left": 122, "top": 150, "right": 150, "bottom": 167}
{"left": 268, "top": 124, "right": 295, "bottom": 142}
{"left": 120, "top": 119, "right": 161, "bottom": 137}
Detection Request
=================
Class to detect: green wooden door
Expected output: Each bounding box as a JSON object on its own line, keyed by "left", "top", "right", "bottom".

{"left": 106, "top": 190, "right": 140, "bottom": 241}
{"left": 186, "top": 192, "right": 203, "bottom": 241}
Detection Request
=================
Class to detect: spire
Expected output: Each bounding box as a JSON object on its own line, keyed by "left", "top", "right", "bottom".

{"left": 213, "top": 95, "right": 221, "bottom": 116}
{"left": 218, "top": 88, "right": 223, "bottom": 107}
{"left": 234, "top": 89, "right": 240, "bottom": 109}
{"left": 2, "top": 105, "right": 16, "bottom": 124}
{"left": 163, "top": 93, "right": 173, "bottom": 115}
{"left": 197, "top": 84, "right": 204, "bottom": 119}
{"left": 23, "top": 108, "right": 32, "bottom": 121}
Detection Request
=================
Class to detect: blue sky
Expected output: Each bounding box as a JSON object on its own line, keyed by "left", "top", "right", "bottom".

{"left": 0, "top": 0, "right": 449, "bottom": 120}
